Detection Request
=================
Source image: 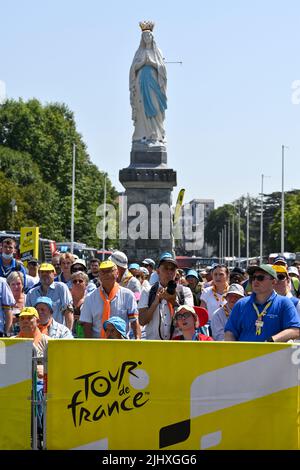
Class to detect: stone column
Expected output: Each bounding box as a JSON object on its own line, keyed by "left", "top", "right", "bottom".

{"left": 119, "top": 147, "right": 176, "bottom": 261}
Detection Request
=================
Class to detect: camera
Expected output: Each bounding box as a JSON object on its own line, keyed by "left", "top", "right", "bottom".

{"left": 166, "top": 280, "right": 177, "bottom": 295}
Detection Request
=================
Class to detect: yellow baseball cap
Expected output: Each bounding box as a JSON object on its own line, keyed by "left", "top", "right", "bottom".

{"left": 19, "top": 307, "right": 39, "bottom": 318}
{"left": 99, "top": 260, "right": 117, "bottom": 270}
{"left": 39, "top": 263, "right": 56, "bottom": 272}
{"left": 272, "top": 264, "right": 288, "bottom": 275}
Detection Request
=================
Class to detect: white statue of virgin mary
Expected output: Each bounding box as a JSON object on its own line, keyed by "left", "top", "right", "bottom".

{"left": 129, "top": 21, "right": 167, "bottom": 148}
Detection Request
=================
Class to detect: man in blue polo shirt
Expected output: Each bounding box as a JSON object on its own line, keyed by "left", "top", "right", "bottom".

{"left": 224, "top": 264, "right": 300, "bottom": 342}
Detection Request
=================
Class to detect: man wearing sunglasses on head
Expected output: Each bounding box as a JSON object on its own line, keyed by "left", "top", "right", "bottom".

{"left": 224, "top": 264, "right": 300, "bottom": 342}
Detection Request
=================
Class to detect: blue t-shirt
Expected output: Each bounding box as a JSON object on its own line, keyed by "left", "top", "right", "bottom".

{"left": 224, "top": 291, "right": 300, "bottom": 341}
{"left": 0, "top": 257, "right": 27, "bottom": 289}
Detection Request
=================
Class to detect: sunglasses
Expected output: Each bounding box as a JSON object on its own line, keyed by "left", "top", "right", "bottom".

{"left": 277, "top": 274, "right": 287, "bottom": 281}
{"left": 251, "top": 274, "right": 272, "bottom": 282}
{"left": 72, "top": 279, "right": 84, "bottom": 284}
{"left": 176, "top": 312, "right": 192, "bottom": 320}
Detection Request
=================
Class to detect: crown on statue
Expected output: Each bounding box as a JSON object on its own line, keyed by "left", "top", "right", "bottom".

{"left": 139, "top": 20, "right": 155, "bottom": 32}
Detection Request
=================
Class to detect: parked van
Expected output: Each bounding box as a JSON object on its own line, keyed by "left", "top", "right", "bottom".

{"left": 56, "top": 242, "right": 97, "bottom": 263}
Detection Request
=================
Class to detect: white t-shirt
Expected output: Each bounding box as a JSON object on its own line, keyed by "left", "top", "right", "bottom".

{"left": 138, "top": 283, "right": 193, "bottom": 340}
{"left": 200, "top": 286, "right": 227, "bottom": 320}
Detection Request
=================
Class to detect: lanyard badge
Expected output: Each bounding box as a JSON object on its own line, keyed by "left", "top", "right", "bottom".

{"left": 253, "top": 301, "right": 272, "bottom": 336}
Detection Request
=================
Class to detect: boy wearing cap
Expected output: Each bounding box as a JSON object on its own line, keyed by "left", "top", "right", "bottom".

{"left": 211, "top": 284, "right": 245, "bottom": 341}
{"left": 103, "top": 316, "right": 128, "bottom": 339}
{"left": 224, "top": 265, "right": 300, "bottom": 342}
{"left": 79, "top": 260, "right": 141, "bottom": 339}
{"left": 138, "top": 252, "right": 193, "bottom": 340}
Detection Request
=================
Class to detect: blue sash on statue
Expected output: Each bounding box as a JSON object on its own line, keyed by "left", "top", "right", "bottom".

{"left": 139, "top": 65, "right": 167, "bottom": 118}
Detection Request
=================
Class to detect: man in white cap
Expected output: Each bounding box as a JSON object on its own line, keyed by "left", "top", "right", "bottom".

{"left": 142, "top": 258, "right": 157, "bottom": 285}
{"left": 79, "top": 260, "right": 141, "bottom": 339}
{"left": 211, "top": 283, "right": 244, "bottom": 341}
{"left": 288, "top": 266, "right": 300, "bottom": 298}
{"left": 109, "top": 251, "right": 141, "bottom": 295}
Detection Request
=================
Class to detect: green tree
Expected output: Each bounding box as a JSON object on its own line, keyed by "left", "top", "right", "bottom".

{"left": 0, "top": 99, "right": 118, "bottom": 246}
{"left": 205, "top": 196, "right": 261, "bottom": 258}
{"left": 269, "top": 191, "right": 300, "bottom": 252}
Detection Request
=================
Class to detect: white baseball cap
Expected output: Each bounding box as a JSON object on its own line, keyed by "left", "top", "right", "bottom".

{"left": 225, "top": 283, "right": 245, "bottom": 298}
{"left": 288, "top": 266, "right": 299, "bottom": 277}
{"left": 109, "top": 251, "right": 128, "bottom": 269}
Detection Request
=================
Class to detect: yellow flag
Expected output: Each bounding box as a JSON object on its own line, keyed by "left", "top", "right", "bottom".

{"left": 173, "top": 189, "right": 185, "bottom": 224}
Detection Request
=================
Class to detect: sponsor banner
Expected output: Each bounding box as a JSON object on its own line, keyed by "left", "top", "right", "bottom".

{"left": 46, "top": 341, "right": 300, "bottom": 450}
{"left": 0, "top": 339, "right": 33, "bottom": 449}
{"left": 20, "top": 226, "right": 39, "bottom": 262}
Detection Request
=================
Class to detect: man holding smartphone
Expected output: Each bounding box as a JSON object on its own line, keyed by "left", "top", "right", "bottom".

{"left": 138, "top": 252, "right": 193, "bottom": 340}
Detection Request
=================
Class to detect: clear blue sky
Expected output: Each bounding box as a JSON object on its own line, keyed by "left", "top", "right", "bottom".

{"left": 1, "top": 0, "right": 300, "bottom": 208}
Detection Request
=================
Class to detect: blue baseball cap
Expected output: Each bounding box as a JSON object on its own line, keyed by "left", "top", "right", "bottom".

{"left": 128, "top": 263, "right": 140, "bottom": 270}
{"left": 158, "top": 252, "right": 178, "bottom": 267}
{"left": 273, "top": 256, "right": 287, "bottom": 265}
{"left": 103, "top": 316, "right": 127, "bottom": 338}
{"left": 34, "top": 296, "right": 53, "bottom": 311}
{"left": 186, "top": 269, "right": 199, "bottom": 280}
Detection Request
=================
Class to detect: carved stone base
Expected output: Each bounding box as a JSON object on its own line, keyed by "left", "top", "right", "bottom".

{"left": 119, "top": 165, "right": 177, "bottom": 262}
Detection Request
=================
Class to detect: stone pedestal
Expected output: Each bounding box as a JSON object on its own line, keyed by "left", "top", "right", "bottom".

{"left": 119, "top": 148, "right": 177, "bottom": 262}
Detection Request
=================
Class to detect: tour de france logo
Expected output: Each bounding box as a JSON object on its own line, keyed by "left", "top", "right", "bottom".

{"left": 67, "top": 360, "right": 150, "bottom": 427}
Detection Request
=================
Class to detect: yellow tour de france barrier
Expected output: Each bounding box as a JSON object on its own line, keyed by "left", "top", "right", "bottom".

{"left": 45, "top": 340, "right": 300, "bottom": 450}
{"left": 0, "top": 338, "right": 33, "bottom": 450}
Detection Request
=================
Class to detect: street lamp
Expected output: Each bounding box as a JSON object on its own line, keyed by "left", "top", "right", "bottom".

{"left": 71, "top": 143, "right": 76, "bottom": 254}
{"left": 10, "top": 199, "right": 17, "bottom": 230}
{"left": 281, "top": 145, "right": 288, "bottom": 254}
{"left": 259, "top": 174, "right": 270, "bottom": 265}
{"left": 237, "top": 200, "right": 241, "bottom": 267}
{"left": 246, "top": 194, "right": 250, "bottom": 264}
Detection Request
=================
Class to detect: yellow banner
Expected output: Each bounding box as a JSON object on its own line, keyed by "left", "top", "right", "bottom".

{"left": 20, "top": 226, "right": 39, "bottom": 262}
{"left": 0, "top": 339, "right": 33, "bottom": 449}
{"left": 46, "top": 341, "right": 300, "bottom": 450}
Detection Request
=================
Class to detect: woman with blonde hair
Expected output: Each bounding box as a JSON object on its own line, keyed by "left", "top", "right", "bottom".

{"left": 70, "top": 271, "right": 89, "bottom": 337}
{"left": 7, "top": 271, "right": 26, "bottom": 335}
